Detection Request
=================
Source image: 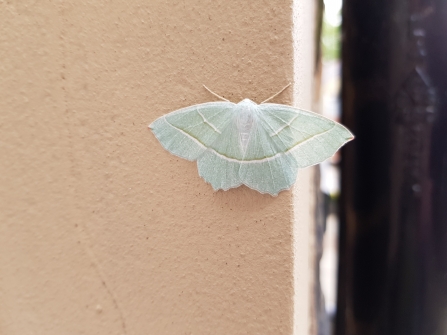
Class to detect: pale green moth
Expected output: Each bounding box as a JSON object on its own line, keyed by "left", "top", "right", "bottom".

{"left": 149, "top": 84, "right": 354, "bottom": 196}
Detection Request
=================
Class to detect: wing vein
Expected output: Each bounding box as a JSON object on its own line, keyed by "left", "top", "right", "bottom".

{"left": 267, "top": 157, "right": 276, "bottom": 192}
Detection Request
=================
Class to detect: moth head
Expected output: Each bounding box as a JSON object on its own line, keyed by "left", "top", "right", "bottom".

{"left": 238, "top": 98, "right": 257, "bottom": 106}
{"left": 235, "top": 100, "right": 256, "bottom": 135}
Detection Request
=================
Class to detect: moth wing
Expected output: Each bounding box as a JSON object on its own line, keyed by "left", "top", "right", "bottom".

{"left": 257, "top": 103, "right": 354, "bottom": 168}
{"left": 149, "top": 102, "right": 236, "bottom": 161}
{"left": 197, "top": 118, "right": 244, "bottom": 191}
{"left": 237, "top": 111, "right": 299, "bottom": 196}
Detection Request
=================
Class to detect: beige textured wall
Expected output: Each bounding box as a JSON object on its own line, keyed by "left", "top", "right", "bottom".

{"left": 0, "top": 1, "right": 315, "bottom": 334}
{"left": 292, "top": 1, "right": 316, "bottom": 333}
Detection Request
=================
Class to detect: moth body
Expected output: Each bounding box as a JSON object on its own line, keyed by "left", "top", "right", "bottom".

{"left": 235, "top": 99, "right": 257, "bottom": 152}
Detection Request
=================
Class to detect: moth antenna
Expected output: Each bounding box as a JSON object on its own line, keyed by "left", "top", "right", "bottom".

{"left": 203, "top": 85, "right": 230, "bottom": 102}
{"left": 260, "top": 83, "right": 291, "bottom": 104}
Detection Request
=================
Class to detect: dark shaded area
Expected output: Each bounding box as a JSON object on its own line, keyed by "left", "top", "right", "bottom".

{"left": 337, "top": 0, "right": 447, "bottom": 334}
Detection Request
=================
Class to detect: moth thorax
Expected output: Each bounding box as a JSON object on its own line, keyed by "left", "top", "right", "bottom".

{"left": 237, "top": 108, "right": 254, "bottom": 152}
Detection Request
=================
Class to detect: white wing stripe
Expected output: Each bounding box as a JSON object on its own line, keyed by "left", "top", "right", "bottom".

{"left": 162, "top": 117, "right": 207, "bottom": 150}
{"left": 206, "top": 126, "right": 336, "bottom": 164}
{"left": 197, "top": 110, "right": 222, "bottom": 134}
{"left": 163, "top": 113, "right": 337, "bottom": 164}
{"left": 269, "top": 114, "right": 300, "bottom": 137}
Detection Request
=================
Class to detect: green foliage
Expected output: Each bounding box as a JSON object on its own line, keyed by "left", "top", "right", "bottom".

{"left": 321, "top": 17, "right": 341, "bottom": 60}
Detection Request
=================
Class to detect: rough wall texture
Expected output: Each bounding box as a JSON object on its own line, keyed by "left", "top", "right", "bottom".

{"left": 0, "top": 1, "right": 314, "bottom": 334}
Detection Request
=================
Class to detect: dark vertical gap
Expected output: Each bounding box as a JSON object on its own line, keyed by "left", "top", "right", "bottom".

{"left": 337, "top": 1, "right": 392, "bottom": 334}
{"left": 337, "top": 0, "right": 447, "bottom": 334}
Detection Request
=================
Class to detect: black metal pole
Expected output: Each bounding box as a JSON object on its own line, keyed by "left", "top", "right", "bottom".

{"left": 337, "top": 0, "right": 447, "bottom": 334}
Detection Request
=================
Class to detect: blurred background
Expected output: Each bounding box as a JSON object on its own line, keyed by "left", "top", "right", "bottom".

{"left": 317, "top": 0, "right": 447, "bottom": 334}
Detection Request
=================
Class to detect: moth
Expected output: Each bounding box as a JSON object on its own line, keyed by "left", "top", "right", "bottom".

{"left": 149, "top": 84, "right": 354, "bottom": 196}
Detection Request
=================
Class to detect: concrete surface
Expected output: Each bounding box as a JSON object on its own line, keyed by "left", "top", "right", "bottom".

{"left": 0, "top": 1, "right": 315, "bottom": 334}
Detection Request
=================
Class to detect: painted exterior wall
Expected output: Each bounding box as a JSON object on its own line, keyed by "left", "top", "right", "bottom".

{"left": 0, "top": 1, "right": 315, "bottom": 334}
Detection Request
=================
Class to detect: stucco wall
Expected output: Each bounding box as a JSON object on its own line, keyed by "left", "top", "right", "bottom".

{"left": 0, "top": 1, "right": 315, "bottom": 334}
